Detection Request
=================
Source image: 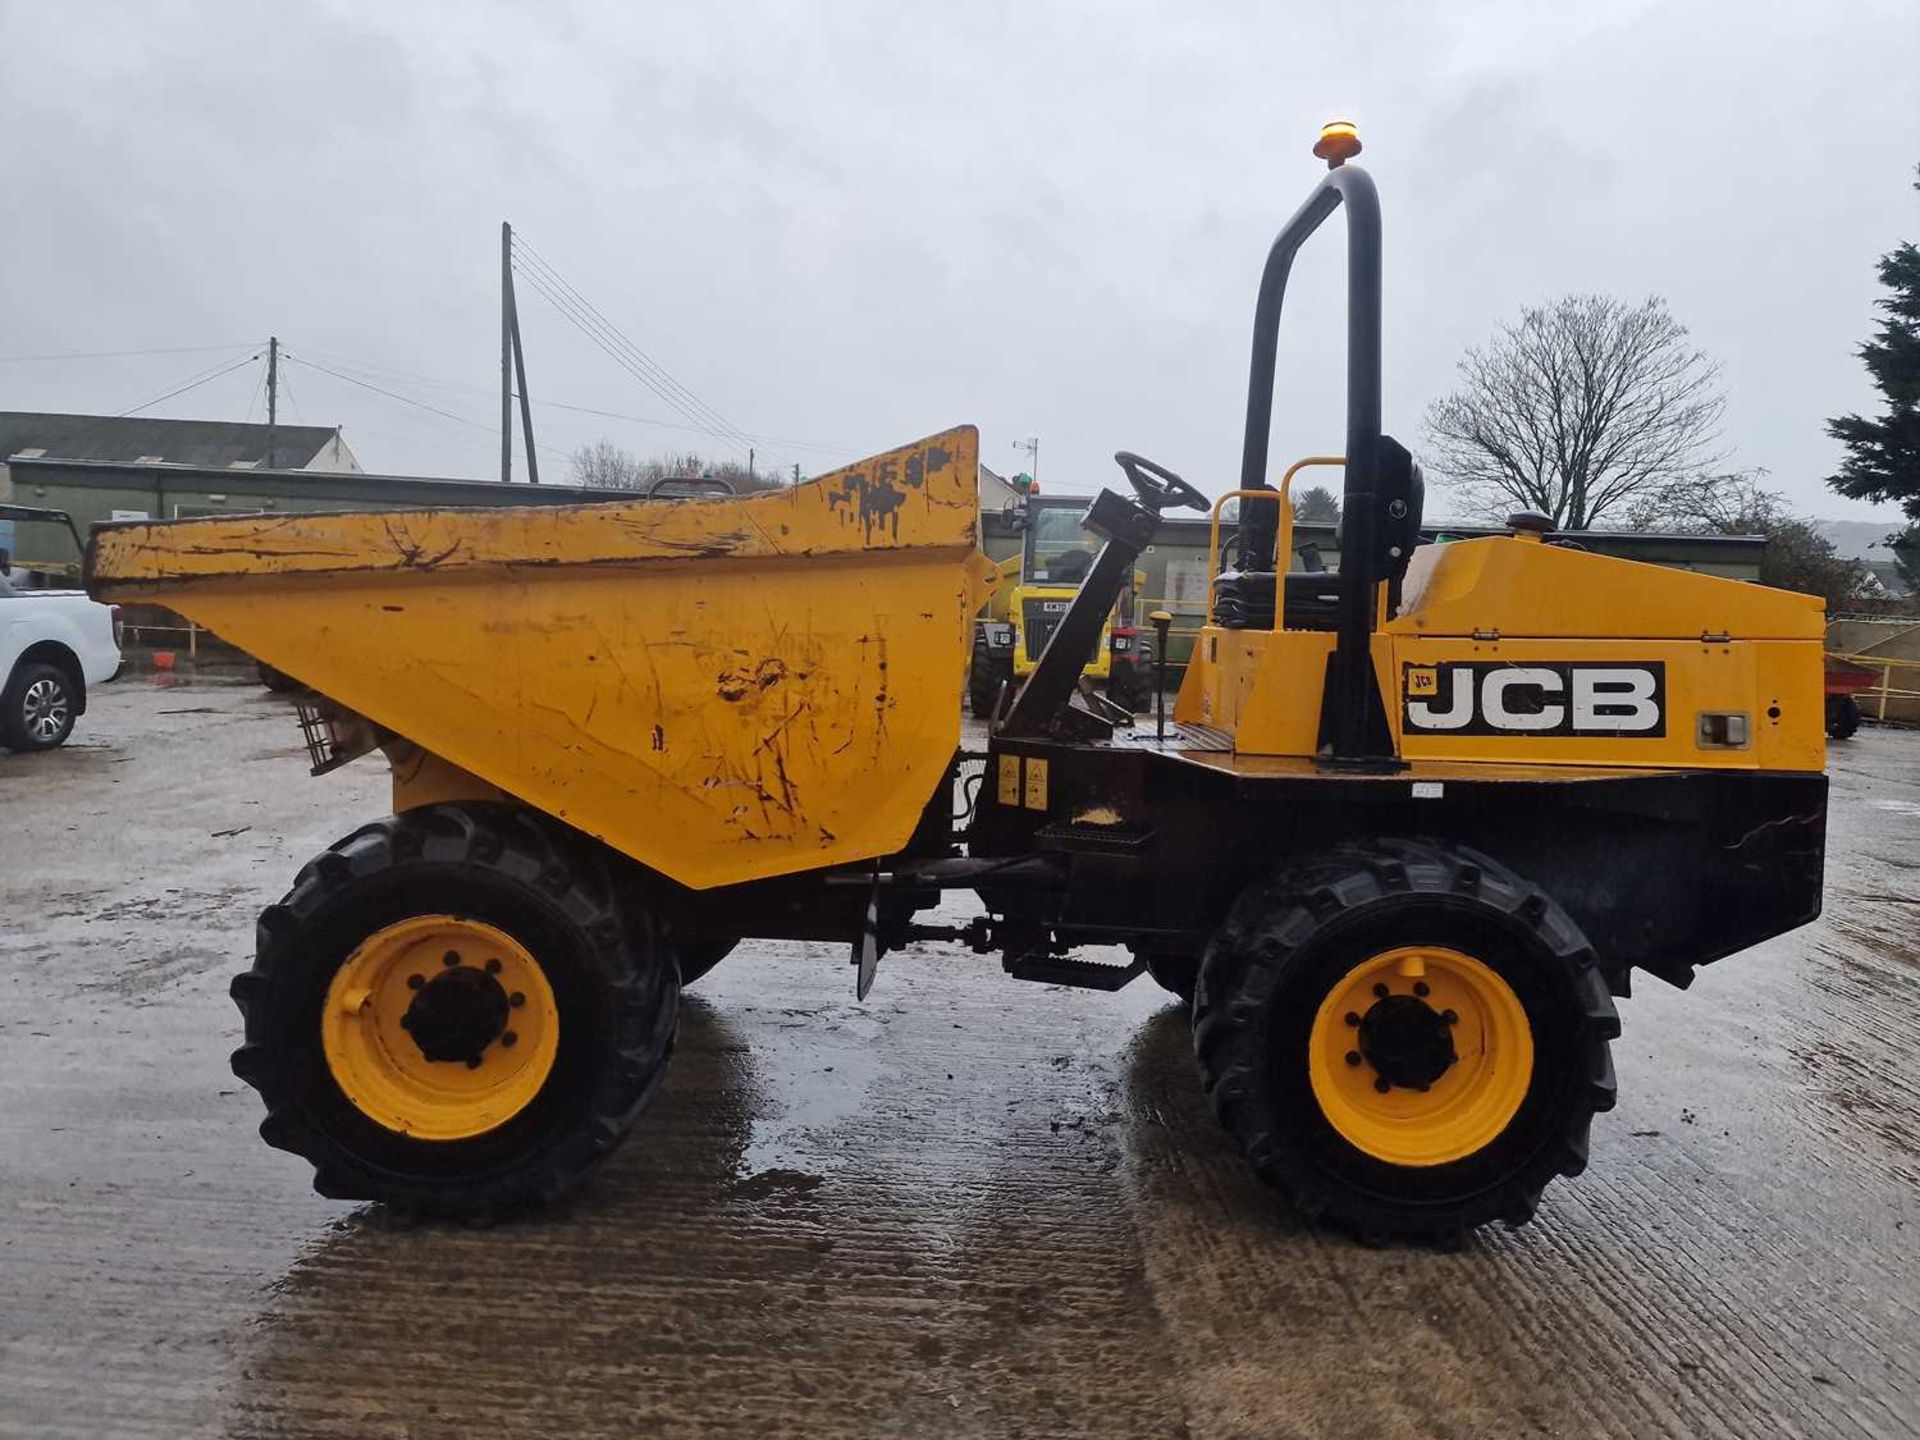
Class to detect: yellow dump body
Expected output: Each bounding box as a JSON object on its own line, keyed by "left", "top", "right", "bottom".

{"left": 87, "top": 427, "right": 996, "bottom": 890}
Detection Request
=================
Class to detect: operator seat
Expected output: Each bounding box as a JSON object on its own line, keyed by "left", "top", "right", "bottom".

{"left": 1212, "top": 438, "right": 1424, "bottom": 631}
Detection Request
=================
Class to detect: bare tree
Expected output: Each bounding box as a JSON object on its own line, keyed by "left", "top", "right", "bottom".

{"left": 569, "top": 439, "right": 785, "bottom": 494}
{"left": 1424, "top": 295, "right": 1725, "bottom": 530}
{"left": 570, "top": 439, "right": 644, "bottom": 489}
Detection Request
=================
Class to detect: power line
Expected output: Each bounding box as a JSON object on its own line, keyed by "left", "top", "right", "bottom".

{"left": 118, "top": 350, "right": 264, "bottom": 415}
{"left": 284, "top": 353, "right": 571, "bottom": 461}
{"left": 512, "top": 263, "right": 786, "bottom": 477}
{"left": 34, "top": 348, "right": 266, "bottom": 459}
{"left": 510, "top": 260, "right": 750, "bottom": 447}
{"left": 278, "top": 364, "right": 307, "bottom": 424}
{"left": 533, "top": 397, "right": 853, "bottom": 456}
{"left": 300, "top": 343, "right": 852, "bottom": 459}
{"left": 507, "top": 237, "right": 766, "bottom": 461}
{"left": 0, "top": 342, "right": 258, "bottom": 364}
{"left": 510, "top": 239, "right": 750, "bottom": 443}
{"left": 242, "top": 354, "right": 269, "bottom": 426}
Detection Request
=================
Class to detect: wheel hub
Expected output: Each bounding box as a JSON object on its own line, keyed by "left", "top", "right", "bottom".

{"left": 22, "top": 677, "right": 69, "bottom": 740}
{"left": 1357, "top": 994, "right": 1456, "bottom": 1091}
{"left": 1308, "top": 945, "right": 1534, "bottom": 1168}
{"left": 320, "top": 915, "right": 558, "bottom": 1141}
{"left": 403, "top": 963, "right": 511, "bottom": 1065}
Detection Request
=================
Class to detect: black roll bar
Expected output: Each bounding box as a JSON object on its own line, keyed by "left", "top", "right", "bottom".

{"left": 1236, "top": 164, "right": 1388, "bottom": 765}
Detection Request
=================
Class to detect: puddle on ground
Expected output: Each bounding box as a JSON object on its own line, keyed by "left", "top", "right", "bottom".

{"left": 736, "top": 1006, "right": 886, "bottom": 1177}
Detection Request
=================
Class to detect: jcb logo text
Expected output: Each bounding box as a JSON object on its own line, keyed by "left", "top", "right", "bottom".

{"left": 1402, "top": 662, "right": 1665, "bottom": 737}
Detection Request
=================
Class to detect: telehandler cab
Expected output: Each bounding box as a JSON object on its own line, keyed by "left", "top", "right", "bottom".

{"left": 87, "top": 126, "right": 1826, "bottom": 1242}
{"left": 970, "top": 490, "right": 1152, "bottom": 718}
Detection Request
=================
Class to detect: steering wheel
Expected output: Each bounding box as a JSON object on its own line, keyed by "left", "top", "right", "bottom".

{"left": 1113, "top": 451, "right": 1209, "bottom": 514}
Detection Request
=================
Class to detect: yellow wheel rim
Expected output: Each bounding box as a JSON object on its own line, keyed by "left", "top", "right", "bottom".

{"left": 1307, "top": 945, "right": 1533, "bottom": 1168}
{"left": 321, "top": 914, "right": 560, "bottom": 1142}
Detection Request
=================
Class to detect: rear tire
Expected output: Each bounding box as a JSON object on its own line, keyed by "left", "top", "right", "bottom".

{"left": 1193, "top": 838, "right": 1617, "bottom": 1243}
{"left": 1826, "top": 694, "right": 1861, "bottom": 740}
{"left": 230, "top": 803, "right": 678, "bottom": 1216}
{"left": 1, "top": 660, "right": 78, "bottom": 751}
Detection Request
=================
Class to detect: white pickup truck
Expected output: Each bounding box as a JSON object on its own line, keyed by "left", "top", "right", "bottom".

{"left": 0, "top": 506, "right": 122, "bottom": 751}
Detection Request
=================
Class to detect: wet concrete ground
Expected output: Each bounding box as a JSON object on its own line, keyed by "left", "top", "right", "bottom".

{"left": 2, "top": 680, "right": 1917, "bottom": 1438}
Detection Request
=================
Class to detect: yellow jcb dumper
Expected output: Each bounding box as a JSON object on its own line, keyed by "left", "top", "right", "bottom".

{"left": 88, "top": 128, "right": 1826, "bottom": 1242}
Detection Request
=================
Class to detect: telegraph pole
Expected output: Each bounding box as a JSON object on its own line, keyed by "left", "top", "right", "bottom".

{"left": 501, "top": 223, "right": 513, "bottom": 483}
{"left": 500, "top": 222, "right": 540, "bottom": 483}
{"left": 265, "top": 336, "right": 279, "bottom": 469}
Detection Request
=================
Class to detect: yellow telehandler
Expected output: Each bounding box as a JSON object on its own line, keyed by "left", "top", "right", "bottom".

{"left": 87, "top": 126, "right": 1826, "bottom": 1241}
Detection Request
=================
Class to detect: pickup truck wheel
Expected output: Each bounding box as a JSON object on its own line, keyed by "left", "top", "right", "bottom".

{"left": 229, "top": 803, "right": 678, "bottom": 1216}
{"left": 1193, "top": 839, "right": 1618, "bottom": 1244}
{"left": 1, "top": 661, "right": 78, "bottom": 751}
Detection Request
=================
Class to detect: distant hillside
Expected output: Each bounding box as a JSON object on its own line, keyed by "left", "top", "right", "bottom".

{"left": 1818, "top": 519, "right": 1906, "bottom": 562}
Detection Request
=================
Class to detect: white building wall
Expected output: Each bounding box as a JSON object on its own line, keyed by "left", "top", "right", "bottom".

{"left": 298, "top": 429, "right": 364, "bottom": 473}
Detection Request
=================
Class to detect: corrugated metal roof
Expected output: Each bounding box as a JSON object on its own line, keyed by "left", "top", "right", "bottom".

{"left": 0, "top": 412, "right": 342, "bottom": 469}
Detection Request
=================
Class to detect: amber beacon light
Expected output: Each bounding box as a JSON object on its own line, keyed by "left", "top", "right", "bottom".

{"left": 1313, "top": 118, "right": 1362, "bottom": 168}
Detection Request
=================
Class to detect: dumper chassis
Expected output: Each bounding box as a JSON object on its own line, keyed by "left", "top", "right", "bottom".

{"left": 88, "top": 129, "right": 1827, "bottom": 1243}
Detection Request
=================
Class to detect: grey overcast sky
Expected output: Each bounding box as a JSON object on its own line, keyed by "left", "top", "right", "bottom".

{"left": 4, "top": 0, "right": 1917, "bottom": 520}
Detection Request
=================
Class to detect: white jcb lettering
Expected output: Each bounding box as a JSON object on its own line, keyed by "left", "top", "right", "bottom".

{"left": 1406, "top": 668, "right": 1473, "bottom": 730}
{"left": 1571, "top": 668, "right": 1661, "bottom": 732}
{"left": 1482, "top": 668, "right": 1564, "bottom": 731}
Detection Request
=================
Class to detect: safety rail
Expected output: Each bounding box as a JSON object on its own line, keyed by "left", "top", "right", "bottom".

{"left": 1833, "top": 651, "right": 1920, "bottom": 723}
{"left": 1205, "top": 456, "right": 1344, "bottom": 633}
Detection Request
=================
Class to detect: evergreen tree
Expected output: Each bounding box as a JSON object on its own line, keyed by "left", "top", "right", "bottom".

{"left": 1827, "top": 168, "right": 1920, "bottom": 584}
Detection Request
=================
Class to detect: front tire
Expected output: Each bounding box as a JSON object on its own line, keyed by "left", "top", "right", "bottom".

{"left": 1194, "top": 838, "right": 1618, "bottom": 1243}
{"left": 969, "top": 656, "right": 1013, "bottom": 719}
{"left": 1, "top": 660, "right": 78, "bottom": 751}
{"left": 1826, "top": 694, "right": 1861, "bottom": 740}
{"left": 229, "top": 803, "right": 678, "bottom": 1215}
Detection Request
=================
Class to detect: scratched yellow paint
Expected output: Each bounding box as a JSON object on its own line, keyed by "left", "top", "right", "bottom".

{"left": 87, "top": 427, "right": 997, "bottom": 890}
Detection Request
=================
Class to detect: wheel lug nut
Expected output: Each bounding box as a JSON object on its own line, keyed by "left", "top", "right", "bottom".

{"left": 465, "top": 1056, "right": 482, "bottom": 1070}
{"left": 510, "top": 992, "right": 525, "bottom": 1008}
{"left": 1372, "top": 983, "right": 1390, "bottom": 999}
{"left": 407, "top": 973, "right": 425, "bottom": 990}
{"left": 443, "top": 951, "right": 461, "bottom": 968}
{"left": 399, "top": 1013, "right": 413, "bottom": 1029}
{"left": 1442, "top": 1009, "right": 1459, "bottom": 1025}
{"left": 1344, "top": 1011, "right": 1360, "bottom": 1027}
{"left": 1413, "top": 981, "right": 1430, "bottom": 997}
{"left": 501, "top": 1031, "right": 518, "bottom": 1048}
{"left": 485, "top": 958, "right": 502, "bottom": 975}
{"left": 1345, "top": 1050, "right": 1362, "bottom": 1067}
{"left": 1373, "top": 1076, "right": 1392, "bottom": 1093}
